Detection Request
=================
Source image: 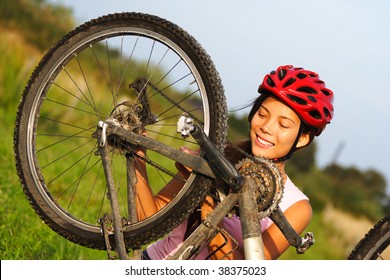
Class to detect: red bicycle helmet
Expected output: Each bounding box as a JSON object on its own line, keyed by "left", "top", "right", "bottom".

{"left": 258, "top": 65, "right": 334, "bottom": 136}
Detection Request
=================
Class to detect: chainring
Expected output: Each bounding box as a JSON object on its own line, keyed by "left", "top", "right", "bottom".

{"left": 235, "top": 156, "right": 284, "bottom": 219}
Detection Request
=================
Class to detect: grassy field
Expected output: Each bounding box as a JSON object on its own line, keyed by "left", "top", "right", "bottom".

{"left": 0, "top": 109, "right": 105, "bottom": 259}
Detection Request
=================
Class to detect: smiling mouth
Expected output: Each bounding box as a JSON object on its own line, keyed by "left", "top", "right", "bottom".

{"left": 257, "top": 135, "right": 274, "bottom": 147}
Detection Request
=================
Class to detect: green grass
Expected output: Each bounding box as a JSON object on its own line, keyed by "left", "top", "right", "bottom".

{"left": 0, "top": 31, "right": 106, "bottom": 259}
{"left": 0, "top": 109, "right": 106, "bottom": 259}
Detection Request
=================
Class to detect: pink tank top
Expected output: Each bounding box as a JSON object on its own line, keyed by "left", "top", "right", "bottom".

{"left": 146, "top": 176, "right": 308, "bottom": 259}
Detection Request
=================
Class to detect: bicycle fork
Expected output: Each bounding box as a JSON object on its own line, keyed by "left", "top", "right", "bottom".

{"left": 95, "top": 122, "right": 137, "bottom": 260}
{"left": 98, "top": 143, "right": 130, "bottom": 260}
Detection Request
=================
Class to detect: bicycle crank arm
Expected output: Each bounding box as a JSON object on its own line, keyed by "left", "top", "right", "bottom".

{"left": 99, "top": 122, "right": 215, "bottom": 178}
{"left": 269, "top": 207, "right": 315, "bottom": 254}
{"left": 190, "top": 124, "right": 243, "bottom": 190}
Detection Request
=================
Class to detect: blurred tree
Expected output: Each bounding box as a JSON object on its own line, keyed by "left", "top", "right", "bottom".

{"left": 324, "top": 164, "right": 388, "bottom": 220}
{"left": 0, "top": 0, "right": 74, "bottom": 50}
{"left": 288, "top": 140, "right": 316, "bottom": 173}
{"left": 227, "top": 113, "right": 249, "bottom": 142}
{"left": 363, "top": 169, "right": 387, "bottom": 200}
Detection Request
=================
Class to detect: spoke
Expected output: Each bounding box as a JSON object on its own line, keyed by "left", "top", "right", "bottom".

{"left": 44, "top": 97, "right": 99, "bottom": 117}
{"left": 54, "top": 156, "right": 101, "bottom": 206}
{"left": 40, "top": 138, "right": 95, "bottom": 169}
{"left": 81, "top": 161, "right": 105, "bottom": 222}
{"left": 39, "top": 116, "right": 96, "bottom": 132}
{"left": 67, "top": 142, "right": 98, "bottom": 210}
{"left": 47, "top": 147, "right": 96, "bottom": 187}
{"left": 52, "top": 80, "right": 95, "bottom": 110}
{"left": 154, "top": 58, "right": 182, "bottom": 87}
{"left": 36, "top": 125, "right": 96, "bottom": 153}
{"left": 144, "top": 40, "right": 155, "bottom": 76}
{"left": 146, "top": 78, "right": 203, "bottom": 124}
{"left": 89, "top": 43, "right": 117, "bottom": 116}
{"left": 155, "top": 89, "right": 202, "bottom": 121}
{"left": 133, "top": 44, "right": 171, "bottom": 105}
{"left": 105, "top": 40, "right": 114, "bottom": 94}
{"left": 156, "top": 106, "right": 203, "bottom": 123}
{"left": 74, "top": 53, "right": 99, "bottom": 114}
{"left": 115, "top": 36, "right": 139, "bottom": 95}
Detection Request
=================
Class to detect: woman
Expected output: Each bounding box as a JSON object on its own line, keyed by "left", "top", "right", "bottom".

{"left": 135, "top": 65, "right": 334, "bottom": 260}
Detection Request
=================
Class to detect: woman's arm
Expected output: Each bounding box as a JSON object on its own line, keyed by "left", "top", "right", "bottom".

{"left": 133, "top": 151, "right": 158, "bottom": 220}
{"left": 133, "top": 147, "right": 194, "bottom": 220}
{"left": 261, "top": 199, "right": 313, "bottom": 260}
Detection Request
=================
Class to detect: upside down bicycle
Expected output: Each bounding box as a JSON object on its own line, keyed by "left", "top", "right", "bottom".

{"left": 13, "top": 12, "right": 389, "bottom": 260}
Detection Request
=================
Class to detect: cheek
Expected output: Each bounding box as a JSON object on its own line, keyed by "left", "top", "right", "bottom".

{"left": 249, "top": 126, "right": 256, "bottom": 142}
{"left": 250, "top": 115, "right": 263, "bottom": 129}
{"left": 278, "top": 129, "right": 299, "bottom": 146}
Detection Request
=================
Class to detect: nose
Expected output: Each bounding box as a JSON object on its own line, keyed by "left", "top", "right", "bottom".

{"left": 260, "top": 119, "right": 274, "bottom": 135}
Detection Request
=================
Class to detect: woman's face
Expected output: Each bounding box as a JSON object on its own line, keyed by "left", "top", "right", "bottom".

{"left": 250, "top": 96, "right": 305, "bottom": 160}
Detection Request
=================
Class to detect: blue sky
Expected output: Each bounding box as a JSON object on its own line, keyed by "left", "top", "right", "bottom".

{"left": 49, "top": 0, "right": 390, "bottom": 192}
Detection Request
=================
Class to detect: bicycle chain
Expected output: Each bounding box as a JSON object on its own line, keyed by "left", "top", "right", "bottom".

{"left": 133, "top": 152, "right": 186, "bottom": 183}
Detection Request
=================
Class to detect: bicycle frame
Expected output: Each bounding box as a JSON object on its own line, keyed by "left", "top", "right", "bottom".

{"left": 95, "top": 118, "right": 314, "bottom": 260}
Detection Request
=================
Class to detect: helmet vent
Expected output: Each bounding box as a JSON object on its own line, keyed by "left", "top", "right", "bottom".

{"left": 297, "top": 87, "right": 318, "bottom": 94}
{"left": 321, "top": 89, "right": 331, "bottom": 96}
{"left": 297, "top": 73, "right": 307, "bottom": 79}
{"left": 283, "top": 78, "right": 296, "bottom": 88}
{"left": 323, "top": 107, "right": 331, "bottom": 118}
{"left": 266, "top": 77, "right": 275, "bottom": 87}
{"left": 307, "top": 95, "right": 317, "bottom": 103}
{"left": 278, "top": 69, "right": 287, "bottom": 80}
{"left": 309, "top": 110, "right": 321, "bottom": 120}
{"left": 286, "top": 94, "right": 307, "bottom": 105}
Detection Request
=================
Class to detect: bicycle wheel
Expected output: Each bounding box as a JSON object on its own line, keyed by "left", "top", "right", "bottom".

{"left": 14, "top": 12, "right": 227, "bottom": 250}
{"left": 348, "top": 214, "right": 390, "bottom": 260}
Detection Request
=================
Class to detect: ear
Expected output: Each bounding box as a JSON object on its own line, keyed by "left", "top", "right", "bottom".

{"left": 295, "top": 133, "right": 311, "bottom": 149}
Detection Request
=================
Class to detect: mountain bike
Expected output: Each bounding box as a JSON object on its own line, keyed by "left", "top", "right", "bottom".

{"left": 12, "top": 12, "right": 327, "bottom": 260}
{"left": 348, "top": 213, "right": 389, "bottom": 260}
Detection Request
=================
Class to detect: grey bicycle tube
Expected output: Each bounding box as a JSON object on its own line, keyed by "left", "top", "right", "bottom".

{"left": 238, "top": 177, "right": 266, "bottom": 260}
{"left": 167, "top": 190, "right": 241, "bottom": 260}
{"left": 108, "top": 123, "right": 216, "bottom": 178}
{"left": 98, "top": 144, "right": 129, "bottom": 260}
{"left": 126, "top": 155, "right": 142, "bottom": 259}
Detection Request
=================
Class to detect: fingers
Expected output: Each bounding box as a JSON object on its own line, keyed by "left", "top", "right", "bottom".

{"left": 175, "top": 146, "right": 200, "bottom": 174}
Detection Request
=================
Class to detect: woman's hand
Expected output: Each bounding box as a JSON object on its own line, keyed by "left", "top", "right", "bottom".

{"left": 175, "top": 146, "right": 200, "bottom": 176}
